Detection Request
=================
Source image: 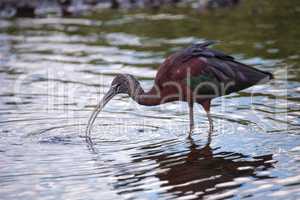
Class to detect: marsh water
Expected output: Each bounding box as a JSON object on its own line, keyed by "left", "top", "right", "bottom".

{"left": 1, "top": 1, "right": 300, "bottom": 199}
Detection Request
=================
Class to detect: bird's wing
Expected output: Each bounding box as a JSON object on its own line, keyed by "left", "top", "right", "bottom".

{"left": 157, "top": 42, "right": 273, "bottom": 95}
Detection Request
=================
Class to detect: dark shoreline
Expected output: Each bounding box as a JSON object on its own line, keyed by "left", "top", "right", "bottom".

{"left": 0, "top": 0, "right": 240, "bottom": 18}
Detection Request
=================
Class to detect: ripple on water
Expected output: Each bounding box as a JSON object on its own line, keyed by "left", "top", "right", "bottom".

{"left": 1, "top": 8, "right": 300, "bottom": 200}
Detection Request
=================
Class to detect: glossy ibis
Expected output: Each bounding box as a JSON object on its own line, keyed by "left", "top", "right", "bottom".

{"left": 86, "top": 41, "right": 273, "bottom": 137}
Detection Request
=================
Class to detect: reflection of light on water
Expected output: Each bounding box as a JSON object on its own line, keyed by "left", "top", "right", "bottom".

{"left": 0, "top": 8, "right": 300, "bottom": 200}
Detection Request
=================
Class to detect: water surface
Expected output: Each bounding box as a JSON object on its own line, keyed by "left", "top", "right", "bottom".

{"left": 1, "top": 1, "right": 300, "bottom": 199}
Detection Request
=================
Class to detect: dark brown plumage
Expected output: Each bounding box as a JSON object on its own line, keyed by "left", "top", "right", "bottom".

{"left": 86, "top": 42, "right": 273, "bottom": 137}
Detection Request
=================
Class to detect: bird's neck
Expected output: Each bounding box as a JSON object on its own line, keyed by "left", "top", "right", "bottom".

{"left": 136, "top": 86, "right": 162, "bottom": 106}
{"left": 128, "top": 78, "right": 162, "bottom": 106}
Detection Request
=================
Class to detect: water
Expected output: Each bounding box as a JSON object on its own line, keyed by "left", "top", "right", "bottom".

{"left": 1, "top": 1, "right": 300, "bottom": 199}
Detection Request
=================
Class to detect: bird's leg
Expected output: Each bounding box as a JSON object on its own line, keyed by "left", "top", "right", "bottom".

{"left": 206, "top": 124, "right": 212, "bottom": 146}
{"left": 188, "top": 102, "right": 194, "bottom": 137}
{"left": 202, "top": 100, "right": 213, "bottom": 132}
{"left": 207, "top": 111, "right": 213, "bottom": 133}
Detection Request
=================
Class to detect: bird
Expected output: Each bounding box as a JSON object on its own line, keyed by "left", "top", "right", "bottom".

{"left": 86, "top": 41, "right": 273, "bottom": 138}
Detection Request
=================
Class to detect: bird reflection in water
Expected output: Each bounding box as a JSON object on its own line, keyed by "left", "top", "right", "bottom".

{"left": 86, "top": 132, "right": 275, "bottom": 198}
{"left": 151, "top": 138, "right": 274, "bottom": 198}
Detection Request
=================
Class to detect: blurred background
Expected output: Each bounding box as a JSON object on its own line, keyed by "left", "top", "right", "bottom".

{"left": 0, "top": 0, "right": 300, "bottom": 200}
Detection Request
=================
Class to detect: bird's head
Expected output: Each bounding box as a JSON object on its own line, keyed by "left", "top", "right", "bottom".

{"left": 110, "top": 74, "right": 140, "bottom": 96}
{"left": 85, "top": 74, "right": 141, "bottom": 137}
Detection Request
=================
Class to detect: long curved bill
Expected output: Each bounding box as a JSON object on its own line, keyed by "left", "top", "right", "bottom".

{"left": 85, "top": 87, "right": 116, "bottom": 137}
